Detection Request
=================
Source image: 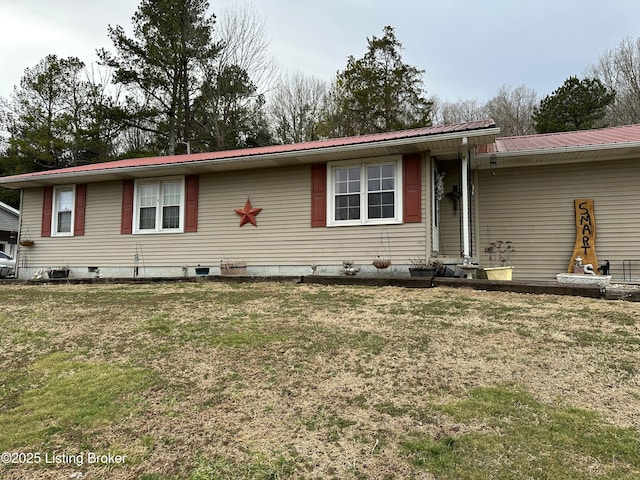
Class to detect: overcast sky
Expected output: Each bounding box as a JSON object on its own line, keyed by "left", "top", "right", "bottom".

{"left": 2, "top": 0, "right": 640, "bottom": 104}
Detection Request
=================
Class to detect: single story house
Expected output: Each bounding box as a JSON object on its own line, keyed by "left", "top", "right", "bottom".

{"left": 1, "top": 119, "right": 639, "bottom": 282}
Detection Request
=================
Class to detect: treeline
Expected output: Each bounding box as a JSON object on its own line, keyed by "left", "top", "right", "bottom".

{"left": 1, "top": 0, "right": 640, "bottom": 208}
{"left": 0, "top": 4, "right": 431, "bottom": 183}
{"left": 429, "top": 37, "right": 640, "bottom": 136}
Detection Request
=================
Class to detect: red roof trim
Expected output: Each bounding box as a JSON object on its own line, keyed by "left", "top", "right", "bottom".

{"left": 496, "top": 124, "right": 640, "bottom": 153}
{"left": 3, "top": 120, "right": 497, "bottom": 182}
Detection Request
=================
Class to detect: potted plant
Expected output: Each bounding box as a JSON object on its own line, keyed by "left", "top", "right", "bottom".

{"left": 483, "top": 240, "right": 515, "bottom": 280}
{"left": 408, "top": 258, "right": 440, "bottom": 278}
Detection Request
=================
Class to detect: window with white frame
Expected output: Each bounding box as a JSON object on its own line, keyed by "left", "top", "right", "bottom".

{"left": 52, "top": 186, "right": 75, "bottom": 236}
{"left": 134, "top": 178, "right": 184, "bottom": 233}
{"left": 328, "top": 157, "right": 402, "bottom": 225}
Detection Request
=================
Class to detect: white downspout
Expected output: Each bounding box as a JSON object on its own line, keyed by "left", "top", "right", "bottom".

{"left": 461, "top": 137, "right": 470, "bottom": 260}
{"left": 16, "top": 189, "right": 23, "bottom": 279}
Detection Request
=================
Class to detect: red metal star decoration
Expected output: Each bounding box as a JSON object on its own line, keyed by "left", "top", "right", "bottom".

{"left": 235, "top": 198, "right": 262, "bottom": 227}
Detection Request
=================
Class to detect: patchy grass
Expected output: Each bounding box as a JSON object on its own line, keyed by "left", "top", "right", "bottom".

{"left": 402, "top": 385, "right": 640, "bottom": 479}
{"left": 0, "top": 282, "right": 639, "bottom": 479}
{"left": 0, "top": 351, "right": 152, "bottom": 451}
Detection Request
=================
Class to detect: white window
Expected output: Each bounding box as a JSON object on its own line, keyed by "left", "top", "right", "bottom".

{"left": 328, "top": 157, "right": 402, "bottom": 226}
{"left": 52, "top": 186, "right": 75, "bottom": 236}
{"left": 134, "top": 178, "right": 184, "bottom": 233}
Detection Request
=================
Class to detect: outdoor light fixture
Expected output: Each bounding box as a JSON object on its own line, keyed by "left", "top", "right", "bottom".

{"left": 490, "top": 154, "right": 497, "bottom": 175}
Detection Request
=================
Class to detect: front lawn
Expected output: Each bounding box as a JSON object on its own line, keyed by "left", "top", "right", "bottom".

{"left": 1, "top": 282, "right": 639, "bottom": 479}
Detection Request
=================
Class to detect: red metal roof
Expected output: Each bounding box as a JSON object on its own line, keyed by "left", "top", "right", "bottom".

{"left": 496, "top": 124, "right": 640, "bottom": 153}
{"left": 2, "top": 119, "right": 497, "bottom": 182}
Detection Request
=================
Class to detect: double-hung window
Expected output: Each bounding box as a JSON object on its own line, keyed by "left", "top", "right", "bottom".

{"left": 328, "top": 157, "right": 402, "bottom": 225}
{"left": 134, "top": 178, "right": 184, "bottom": 233}
{"left": 52, "top": 186, "right": 75, "bottom": 236}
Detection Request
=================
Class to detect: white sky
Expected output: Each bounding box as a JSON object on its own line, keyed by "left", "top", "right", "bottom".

{"left": 1, "top": 0, "right": 640, "bottom": 103}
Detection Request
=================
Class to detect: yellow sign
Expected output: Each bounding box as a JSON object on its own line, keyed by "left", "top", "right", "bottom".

{"left": 568, "top": 199, "right": 599, "bottom": 273}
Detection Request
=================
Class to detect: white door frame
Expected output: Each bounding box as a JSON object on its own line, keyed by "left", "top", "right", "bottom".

{"left": 431, "top": 157, "right": 440, "bottom": 254}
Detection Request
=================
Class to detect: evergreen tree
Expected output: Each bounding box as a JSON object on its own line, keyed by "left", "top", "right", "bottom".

{"left": 192, "top": 64, "right": 264, "bottom": 151}
{"left": 532, "top": 76, "right": 615, "bottom": 133}
{"left": 99, "top": 0, "right": 218, "bottom": 155}
{"left": 319, "top": 26, "right": 432, "bottom": 137}
{"left": 5, "top": 55, "right": 116, "bottom": 171}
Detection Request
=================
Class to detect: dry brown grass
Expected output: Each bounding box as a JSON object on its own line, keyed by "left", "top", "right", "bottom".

{"left": 0, "top": 281, "right": 639, "bottom": 479}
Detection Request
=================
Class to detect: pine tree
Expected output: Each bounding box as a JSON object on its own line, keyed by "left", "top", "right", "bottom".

{"left": 319, "top": 26, "right": 432, "bottom": 137}
{"left": 99, "top": 0, "right": 218, "bottom": 155}
{"left": 532, "top": 76, "right": 615, "bottom": 133}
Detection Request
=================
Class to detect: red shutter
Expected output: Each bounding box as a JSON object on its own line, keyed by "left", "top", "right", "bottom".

{"left": 310, "top": 164, "right": 327, "bottom": 227}
{"left": 121, "top": 180, "right": 134, "bottom": 234}
{"left": 184, "top": 175, "right": 199, "bottom": 232}
{"left": 74, "top": 184, "right": 87, "bottom": 236}
{"left": 403, "top": 153, "right": 422, "bottom": 223}
{"left": 41, "top": 186, "right": 53, "bottom": 237}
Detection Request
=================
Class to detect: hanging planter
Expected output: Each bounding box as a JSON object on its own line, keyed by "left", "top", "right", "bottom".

{"left": 372, "top": 229, "right": 392, "bottom": 270}
{"left": 373, "top": 257, "right": 391, "bottom": 269}
{"left": 19, "top": 225, "right": 34, "bottom": 246}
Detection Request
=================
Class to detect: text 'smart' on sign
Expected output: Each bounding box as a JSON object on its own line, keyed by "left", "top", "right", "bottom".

{"left": 568, "top": 199, "right": 599, "bottom": 273}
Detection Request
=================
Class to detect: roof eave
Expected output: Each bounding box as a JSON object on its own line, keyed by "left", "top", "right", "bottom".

{"left": 475, "top": 140, "right": 640, "bottom": 169}
{"left": 0, "top": 201, "right": 20, "bottom": 216}
{"left": 0, "top": 126, "right": 500, "bottom": 189}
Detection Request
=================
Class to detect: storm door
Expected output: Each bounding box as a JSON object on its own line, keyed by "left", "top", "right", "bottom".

{"left": 431, "top": 159, "right": 444, "bottom": 253}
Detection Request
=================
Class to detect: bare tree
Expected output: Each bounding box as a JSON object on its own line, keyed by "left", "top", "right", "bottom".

{"left": 191, "top": 2, "right": 278, "bottom": 150}
{"left": 588, "top": 36, "right": 640, "bottom": 125}
{"left": 0, "top": 96, "right": 9, "bottom": 150}
{"left": 430, "top": 97, "right": 487, "bottom": 125}
{"left": 485, "top": 84, "right": 538, "bottom": 136}
{"left": 212, "top": 2, "right": 279, "bottom": 95}
{"left": 269, "top": 72, "right": 327, "bottom": 144}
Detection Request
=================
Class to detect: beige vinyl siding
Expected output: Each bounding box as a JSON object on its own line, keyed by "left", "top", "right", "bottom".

{"left": 476, "top": 157, "right": 640, "bottom": 281}
{"left": 17, "top": 161, "right": 430, "bottom": 272}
